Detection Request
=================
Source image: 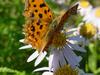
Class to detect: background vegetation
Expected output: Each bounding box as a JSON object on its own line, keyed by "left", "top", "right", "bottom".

{"left": 0, "top": 0, "right": 100, "bottom": 75}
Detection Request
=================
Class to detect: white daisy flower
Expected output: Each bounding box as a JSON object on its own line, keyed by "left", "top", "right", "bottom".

{"left": 34, "top": 65, "right": 78, "bottom": 75}
{"left": 79, "top": 22, "right": 97, "bottom": 39}
{"left": 34, "top": 65, "right": 93, "bottom": 75}
{"left": 83, "top": 7, "right": 100, "bottom": 36}
{"left": 32, "top": 31, "right": 86, "bottom": 72}
{"left": 49, "top": 44, "right": 84, "bottom": 71}
{"left": 19, "top": 28, "right": 86, "bottom": 68}
{"left": 72, "top": 22, "right": 98, "bottom": 47}
{"left": 77, "top": 0, "right": 93, "bottom": 16}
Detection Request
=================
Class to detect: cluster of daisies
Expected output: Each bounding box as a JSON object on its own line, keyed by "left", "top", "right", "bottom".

{"left": 19, "top": 0, "right": 100, "bottom": 75}
{"left": 77, "top": 0, "right": 100, "bottom": 40}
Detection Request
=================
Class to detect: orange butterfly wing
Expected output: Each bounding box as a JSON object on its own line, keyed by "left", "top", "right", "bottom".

{"left": 43, "top": 4, "right": 79, "bottom": 50}
{"left": 23, "top": 0, "right": 78, "bottom": 52}
{"left": 23, "top": 0, "right": 53, "bottom": 52}
{"left": 57, "top": 4, "right": 79, "bottom": 31}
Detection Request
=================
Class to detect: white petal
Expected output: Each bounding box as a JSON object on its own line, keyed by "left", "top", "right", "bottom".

{"left": 67, "top": 28, "right": 77, "bottom": 32}
{"left": 59, "top": 50, "right": 66, "bottom": 66}
{"left": 68, "top": 35, "right": 84, "bottom": 42}
{"left": 42, "top": 72, "right": 53, "bottom": 75}
{"left": 35, "top": 51, "right": 47, "bottom": 66}
{"left": 49, "top": 49, "right": 67, "bottom": 71}
{"left": 66, "top": 28, "right": 77, "bottom": 35}
{"left": 63, "top": 45, "right": 82, "bottom": 68}
{"left": 46, "top": 57, "right": 49, "bottom": 60}
{"left": 49, "top": 54, "right": 54, "bottom": 71}
{"left": 68, "top": 42, "right": 86, "bottom": 52}
{"left": 27, "top": 51, "right": 39, "bottom": 62}
{"left": 51, "top": 50, "right": 60, "bottom": 71}
{"left": 19, "top": 39, "right": 25, "bottom": 43}
{"left": 22, "top": 32, "right": 25, "bottom": 34}
{"left": 33, "top": 67, "right": 49, "bottom": 72}
{"left": 19, "top": 45, "right": 32, "bottom": 50}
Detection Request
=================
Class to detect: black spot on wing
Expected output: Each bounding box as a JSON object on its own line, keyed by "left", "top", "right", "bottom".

{"left": 35, "top": 9, "right": 38, "bottom": 12}
{"left": 36, "top": 20, "right": 41, "bottom": 25}
{"left": 32, "top": 0, "right": 34, "bottom": 2}
{"left": 39, "top": 13, "right": 43, "bottom": 18}
{"left": 31, "top": 25, "right": 35, "bottom": 32}
{"left": 37, "top": 31, "right": 40, "bottom": 35}
{"left": 40, "top": 3, "right": 46, "bottom": 8}
{"left": 33, "top": 4, "right": 36, "bottom": 7}
{"left": 40, "top": 25, "right": 43, "bottom": 29}
{"left": 44, "top": 10, "right": 47, "bottom": 14}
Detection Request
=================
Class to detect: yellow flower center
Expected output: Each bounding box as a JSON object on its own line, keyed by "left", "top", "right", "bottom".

{"left": 54, "top": 65, "right": 78, "bottom": 75}
{"left": 95, "top": 8, "right": 100, "bottom": 18}
{"left": 80, "top": 0, "right": 90, "bottom": 8}
{"left": 52, "top": 32, "right": 66, "bottom": 48}
{"left": 79, "top": 23, "right": 97, "bottom": 39}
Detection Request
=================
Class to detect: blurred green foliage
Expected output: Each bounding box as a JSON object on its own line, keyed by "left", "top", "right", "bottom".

{"left": 0, "top": 0, "right": 100, "bottom": 75}
{"left": 0, "top": 0, "right": 41, "bottom": 75}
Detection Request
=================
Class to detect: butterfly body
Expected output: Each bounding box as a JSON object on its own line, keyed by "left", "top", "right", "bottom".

{"left": 23, "top": 0, "right": 78, "bottom": 52}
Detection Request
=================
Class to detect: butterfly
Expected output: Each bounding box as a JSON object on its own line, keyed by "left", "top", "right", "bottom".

{"left": 23, "top": 0, "right": 79, "bottom": 52}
